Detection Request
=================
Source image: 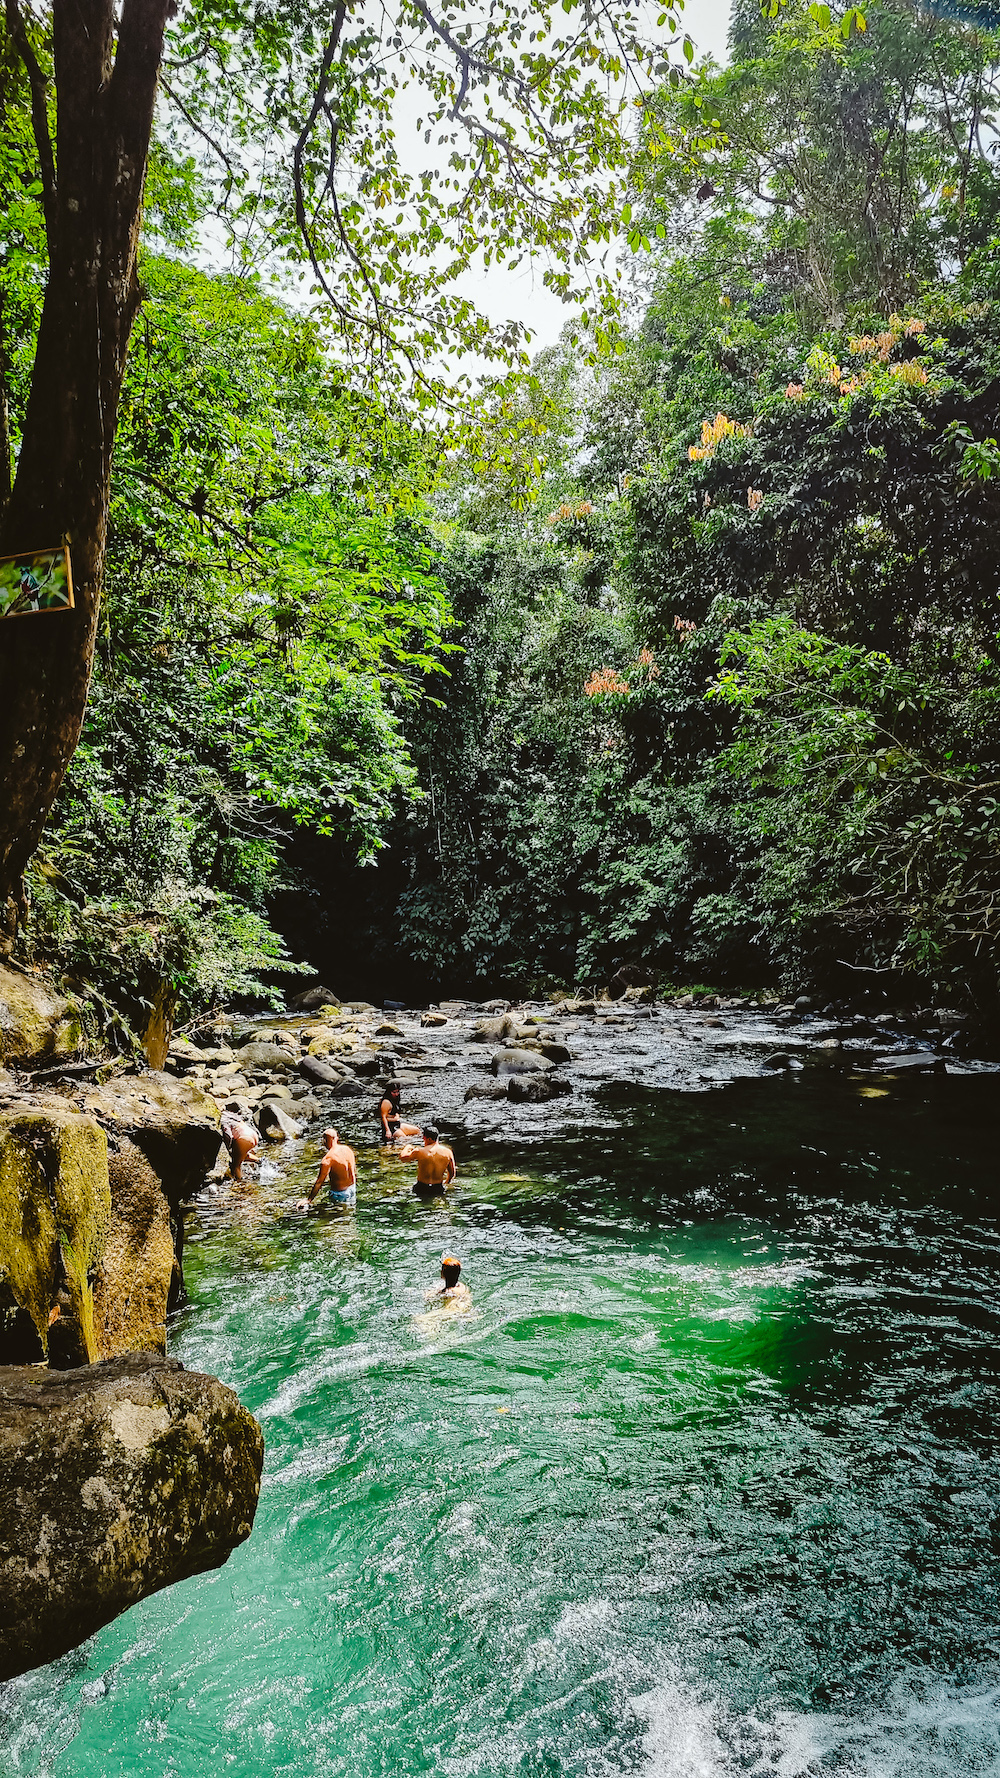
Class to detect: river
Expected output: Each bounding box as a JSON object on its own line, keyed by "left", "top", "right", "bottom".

{"left": 2, "top": 1064, "right": 1000, "bottom": 1775}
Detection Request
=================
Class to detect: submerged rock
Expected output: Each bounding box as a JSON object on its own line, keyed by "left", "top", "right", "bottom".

{"left": 507, "top": 1075, "right": 572, "bottom": 1103}
{"left": 0, "top": 1353, "right": 264, "bottom": 1683}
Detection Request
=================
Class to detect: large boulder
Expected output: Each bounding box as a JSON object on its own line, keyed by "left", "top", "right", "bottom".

{"left": 0, "top": 962, "right": 82, "bottom": 1069}
{"left": 0, "top": 1353, "right": 263, "bottom": 1682}
{"left": 299, "top": 1054, "right": 347, "bottom": 1087}
{"left": 0, "top": 1110, "right": 110, "bottom": 1367}
{"left": 0, "top": 1111, "right": 177, "bottom": 1367}
{"left": 287, "top": 985, "right": 340, "bottom": 1012}
{"left": 235, "top": 1041, "right": 298, "bottom": 1074}
{"left": 491, "top": 1048, "right": 556, "bottom": 1077}
{"left": 92, "top": 1139, "right": 174, "bottom": 1360}
{"left": 507, "top": 1075, "right": 572, "bottom": 1103}
{"left": 257, "top": 1102, "right": 301, "bottom": 1142}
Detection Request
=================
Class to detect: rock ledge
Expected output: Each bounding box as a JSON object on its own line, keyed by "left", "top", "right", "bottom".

{"left": 0, "top": 1352, "right": 264, "bottom": 1681}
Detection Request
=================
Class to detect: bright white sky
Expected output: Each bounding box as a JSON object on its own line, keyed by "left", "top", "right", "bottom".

{"left": 455, "top": 0, "right": 732, "bottom": 355}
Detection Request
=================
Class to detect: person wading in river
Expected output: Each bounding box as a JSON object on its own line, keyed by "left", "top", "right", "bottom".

{"left": 297, "top": 1129, "right": 357, "bottom": 1210}
{"left": 378, "top": 1082, "right": 421, "bottom": 1146}
{"left": 403, "top": 1124, "right": 456, "bottom": 1192}
{"left": 220, "top": 1111, "right": 259, "bottom": 1183}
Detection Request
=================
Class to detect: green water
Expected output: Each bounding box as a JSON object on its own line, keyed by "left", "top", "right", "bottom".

{"left": 3, "top": 1070, "right": 1000, "bottom": 1776}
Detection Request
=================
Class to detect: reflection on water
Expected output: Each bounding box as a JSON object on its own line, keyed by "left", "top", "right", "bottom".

{"left": 2, "top": 1072, "right": 1000, "bottom": 1776}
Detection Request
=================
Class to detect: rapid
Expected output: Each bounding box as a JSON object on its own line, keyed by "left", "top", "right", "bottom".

{"left": 2, "top": 1056, "right": 999, "bottom": 1777}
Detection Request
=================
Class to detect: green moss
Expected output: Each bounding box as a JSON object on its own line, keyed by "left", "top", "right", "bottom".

{"left": 0, "top": 1113, "right": 110, "bottom": 1363}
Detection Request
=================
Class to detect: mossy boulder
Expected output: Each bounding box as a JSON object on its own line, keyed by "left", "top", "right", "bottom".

{"left": 0, "top": 963, "right": 82, "bottom": 1069}
{"left": 0, "top": 1353, "right": 264, "bottom": 1681}
{"left": 0, "top": 1111, "right": 110, "bottom": 1366}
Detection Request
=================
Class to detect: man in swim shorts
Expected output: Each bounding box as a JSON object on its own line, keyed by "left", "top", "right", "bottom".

{"left": 297, "top": 1129, "right": 357, "bottom": 1210}
{"left": 220, "top": 1111, "right": 259, "bottom": 1183}
{"left": 407, "top": 1124, "right": 456, "bottom": 1192}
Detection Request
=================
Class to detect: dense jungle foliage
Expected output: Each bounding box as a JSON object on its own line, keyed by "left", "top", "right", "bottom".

{"left": 3, "top": 0, "right": 1000, "bottom": 1034}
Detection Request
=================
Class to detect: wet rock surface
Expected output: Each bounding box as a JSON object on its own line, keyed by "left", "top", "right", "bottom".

{"left": 0, "top": 1353, "right": 263, "bottom": 1682}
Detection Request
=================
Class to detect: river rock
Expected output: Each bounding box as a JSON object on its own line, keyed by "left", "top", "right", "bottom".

{"left": 491, "top": 1048, "right": 556, "bottom": 1077}
{"left": 287, "top": 985, "right": 341, "bottom": 1012}
{"left": 299, "top": 1055, "right": 345, "bottom": 1087}
{"left": 870, "top": 1051, "right": 946, "bottom": 1073}
{"left": 507, "top": 1075, "right": 572, "bottom": 1103}
{"left": 0, "top": 1353, "right": 264, "bottom": 1683}
{"left": 328, "top": 1077, "right": 366, "bottom": 1098}
{"left": 464, "top": 1081, "right": 509, "bottom": 1102}
{"left": 538, "top": 1042, "right": 573, "bottom": 1064}
{"left": 761, "top": 1052, "right": 793, "bottom": 1071}
{"left": 0, "top": 962, "right": 82, "bottom": 1069}
{"left": 236, "top": 1042, "right": 298, "bottom": 1074}
{"left": 257, "top": 1103, "right": 302, "bottom": 1142}
{"left": 472, "top": 1016, "right": 509, "bottom": 1042}
{"left": 421, "top": 1012, "right": 448, "bottom": 1028}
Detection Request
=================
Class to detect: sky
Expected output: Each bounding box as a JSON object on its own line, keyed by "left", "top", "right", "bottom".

{"left": 455, "top": 0, "right": 733, "bottom": 356}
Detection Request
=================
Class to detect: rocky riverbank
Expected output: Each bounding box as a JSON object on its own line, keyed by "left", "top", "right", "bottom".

{"left": 163, "top": 988, "right": 997, "bottom": 1153}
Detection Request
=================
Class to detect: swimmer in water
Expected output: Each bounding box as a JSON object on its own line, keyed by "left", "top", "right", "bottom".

{"left": 403, "top": 1124, "right": 456, "bottom": 1192}
{"left": 378, "top": 1081, "right": 421, "bottom": 1146}
{"left": 297, "top": 1129, "right": 357, "bottom": 1210}
{"left": 220, "top": 1111, "right": 259, "bottom": 1183}
{"left": 425, "top": 1254, "right": 471, "bottom": 1306}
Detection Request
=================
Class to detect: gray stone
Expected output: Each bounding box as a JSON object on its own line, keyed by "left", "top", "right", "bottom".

{"left": 491, "top": 1048, "right": 556, "bottom": 1077}
{"left": 871, "top": 1051, "right": 946, "bottom": 1074}
{"left": 257, "top": 1103, "right": 301, "bottom": 1142}
{"left": 0, "top": 1353, "right": 263, "bottom": 1682}
{"left": 421, "top": 1012, "right": 449, "bottom": 1028}
{"left": 464, "top": 1081, "right": 510, "bottom": 1102}
{"left": 507, "top": 1075, "right": 572, "bottom": 1103}
{"left": 287, "top": 985, "right": 340, "bottom": 1012}
{"left": 793, "top": 996, "right": 814, "bottom": 1012}
{"left": 235, "top": 1042, "right": 298, "bottom": 1073}
{"left": 762, "top": 1052, "right": 793, "bottom": 1071}
{"left": 538, "top": 1042, "right": 573, "bottom": 1064}
{"left": 299, "top": 1055, "right": 345, "bottom": 1087}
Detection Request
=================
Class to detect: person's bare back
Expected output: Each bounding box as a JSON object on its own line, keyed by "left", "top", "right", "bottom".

{"left": 298, "top": 1129, "right": 357, "bottom": 1209}
{"left": 410, "top": 1124, "right": 456, "bottom": 1191}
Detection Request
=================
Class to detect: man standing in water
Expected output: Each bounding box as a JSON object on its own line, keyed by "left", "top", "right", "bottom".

{"left": 297, "top": 1129, "right": 357, "bottom": 1210}
{"left": 405, "top": 1124, "right": 456, "bottom": 1192}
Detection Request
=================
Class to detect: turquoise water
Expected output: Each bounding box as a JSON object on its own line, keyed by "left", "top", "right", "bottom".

{"left": 3, "top": 1070, "right": 1000, "bottom": 1776}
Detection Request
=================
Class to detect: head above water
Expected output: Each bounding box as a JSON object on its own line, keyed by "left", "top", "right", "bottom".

{"left": 441, "top": 1255, "right": 462, "bottom": 1288}
{"left": 423, "top": 1124, "right": 439, "bottom": 1144}
{"left": 323, "top": 1128, "right": 338, "bottom": 1147}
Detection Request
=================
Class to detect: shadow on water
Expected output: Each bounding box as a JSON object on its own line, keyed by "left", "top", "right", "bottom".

{"left": 2, "top": 1068, "right": 1000, "bottom": 1776}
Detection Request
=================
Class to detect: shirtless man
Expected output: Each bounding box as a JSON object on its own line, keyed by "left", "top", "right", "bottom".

{"left": 378, "top": 1082, "right": 421, "bottom": 1146}
{"left": 220, "top": 1111, "right": 259, "bottom": 1183}
{"left": 297, "top": 1129, "right": 357, "bottom": 1210}
{"left": 407, "top": 1124, "right": 456, "bottom": 1192}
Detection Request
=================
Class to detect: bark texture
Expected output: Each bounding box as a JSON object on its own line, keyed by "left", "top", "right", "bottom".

{"left": 0, "top": 0, "right": 173, "bottom": 908}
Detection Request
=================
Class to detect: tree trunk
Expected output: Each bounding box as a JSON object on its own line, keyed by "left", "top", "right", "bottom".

{"left": 0, "top": 0, "right": 172, "bottom": 911}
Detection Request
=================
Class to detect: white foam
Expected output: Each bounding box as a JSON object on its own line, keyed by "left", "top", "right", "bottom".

{"left": 633, "top": 1671, "right": 1000, "bottom": 1778}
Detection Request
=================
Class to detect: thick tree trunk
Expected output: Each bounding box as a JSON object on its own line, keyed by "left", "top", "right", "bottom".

{"left": 0, "top": 0, "right": 172, "bottom": 910}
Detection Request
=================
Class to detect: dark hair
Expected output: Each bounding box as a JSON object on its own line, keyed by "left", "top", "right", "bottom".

{"left": 385, "top": 1083, "right": 401, "bottom": 1100}
{"left": 423, "top": 1124, "right": 439, "bottom": 1142}
{"left": 441, "top": 1258, "right": 462, "bottom": 1287}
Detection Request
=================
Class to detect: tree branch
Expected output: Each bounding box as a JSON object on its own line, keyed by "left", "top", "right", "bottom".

{"left": 5, "top": 0, "right": 56, "bottom": 246}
